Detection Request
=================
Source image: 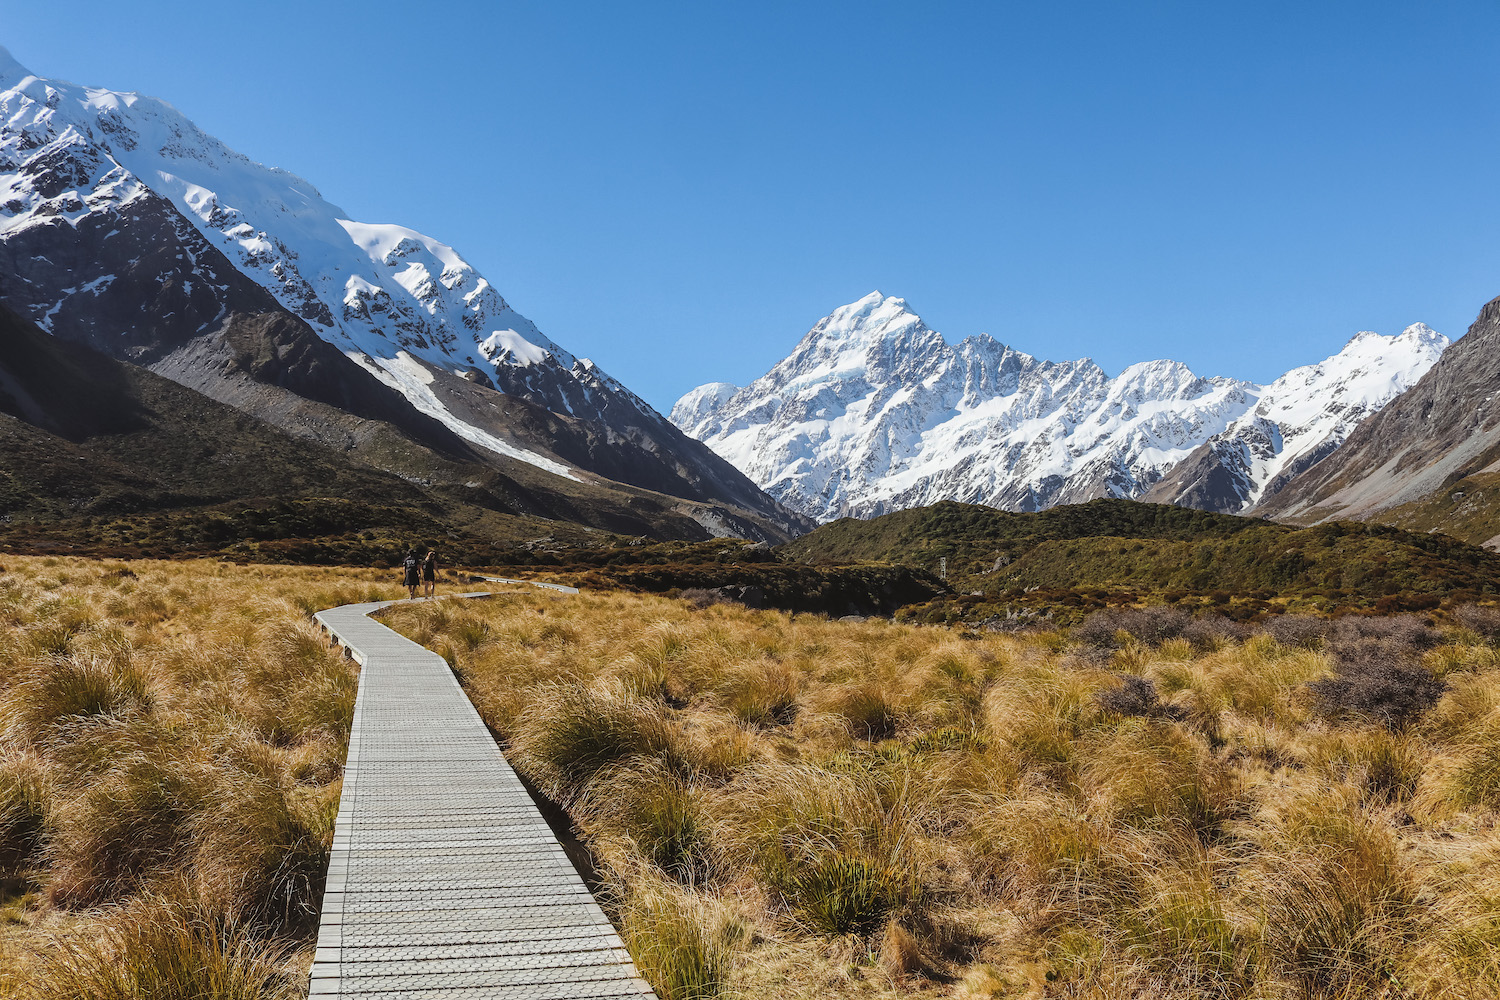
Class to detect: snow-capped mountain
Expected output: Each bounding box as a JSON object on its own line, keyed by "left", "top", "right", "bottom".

{"left": 1143, "top": 324, "right": 1448, "bottom": 513}
{"left": 0, "top": 46, "right": 803, "bottom": 538}
{"left": 1254, "top": 294, "right": 1500, "bottom": 545}
{"left": 671, "top": 292, "right": 1447, "bottom": 522}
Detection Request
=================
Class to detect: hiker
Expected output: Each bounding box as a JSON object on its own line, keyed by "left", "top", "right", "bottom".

{"left": 402, "top": 548, "right": 421, "bottom": 599}
{"left": 422, "top": 549, "right": 438, "bottom": 598}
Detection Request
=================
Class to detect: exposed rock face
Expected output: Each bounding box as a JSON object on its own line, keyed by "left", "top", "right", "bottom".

{"left": 672, "top": 292, "right": 1443, "bottom": 522}
{"left": 1254, "top": 296, "right": 1500, "bottom": 529}
{"left": 0, "top": 47, "right": 805, "bottom": 539}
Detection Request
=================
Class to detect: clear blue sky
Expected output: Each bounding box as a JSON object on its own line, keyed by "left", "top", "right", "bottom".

{"left": 4, "top": 1, "right": 1499, "bottom": 411}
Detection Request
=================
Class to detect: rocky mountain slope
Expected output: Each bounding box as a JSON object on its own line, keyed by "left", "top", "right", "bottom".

{"left": 0, "top": 47, "right": 805, "bottom": 542}
{"left": 1254, "top": 294, "right": 1500, "bottom": 547}
{"left": 0, "top": 303, "right": 800, "bottom": 554}
{"left": 1142, "top": 324, "right": 1447, "bottom": 512}
{"left": 673, "top": 292, "right": 1444, "bottom": 522}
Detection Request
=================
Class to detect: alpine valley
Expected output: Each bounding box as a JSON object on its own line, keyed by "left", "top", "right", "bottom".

{"left": 4, "top": 43, "right": 1497, "bottom": 561}
{"left": 672, "top": 291, "right": 1450, "bottom": 524}
{"left": 0, "top": 47, "right": 809, "bottom": 549}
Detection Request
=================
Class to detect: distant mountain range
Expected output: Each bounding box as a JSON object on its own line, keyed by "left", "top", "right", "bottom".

{"left": 672, "top": 291, "right": 1447, "bottom": 523}
{"left": 0, "top": 300, "right": 775, "bottom": 555}
{"left": 0, "top": 47, "right": 809, "bottom": 544}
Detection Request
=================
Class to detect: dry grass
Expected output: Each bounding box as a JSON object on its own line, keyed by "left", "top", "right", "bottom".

{"left": 0, "top": 555, "right": 403, "bottom": 998}
{"left": 383, "top": 589, "right": 1500, "bottom": 999}
{"left": 8, "top": 555, "right": 1500, "bottom": 999}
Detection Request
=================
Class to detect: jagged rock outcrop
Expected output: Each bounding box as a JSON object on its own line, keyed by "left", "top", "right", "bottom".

{"left": 1144, "top": 324, "right": 1447, "bottom": 513}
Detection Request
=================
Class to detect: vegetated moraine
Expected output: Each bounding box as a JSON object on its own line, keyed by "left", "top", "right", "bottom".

{"left": 782, "top": 498, "right": 1500, "bottom": 621}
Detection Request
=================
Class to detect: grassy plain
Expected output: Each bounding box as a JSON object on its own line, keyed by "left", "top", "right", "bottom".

{"left": 387, "top": 589, "right": 1500, "bottom": 1000}
{"left": 6, "top": 553, "right": 1500, "bottom": 999}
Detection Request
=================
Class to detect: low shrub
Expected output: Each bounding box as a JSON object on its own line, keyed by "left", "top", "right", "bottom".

{"left": 1328, "top": 613, "right": 1443, "bottom": 656}
{"left": 1095, "top": 675, "right": 1185, "bottom": 721}
{"left": 1260, "top": 613, "right": 1330, "bottom": 650}
{"left": 680, "top": 587, "right": 731, "bottom": 610}
{"left": 1308, "top": 659, "right": 1446, "bottom": 731}
{"left": 1074, "top": 607, "right": 1191, "bottom": 648}
{"left": 1180, "top": 614, "right": 1247, "bottom": 650}
{"left": 1456, "top": 603, "right": 1500, "bottom": 642}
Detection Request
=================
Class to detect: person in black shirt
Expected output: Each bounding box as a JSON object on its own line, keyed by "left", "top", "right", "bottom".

{"left": 402, "top": 549, "right": 421, "bottom": 600}
{"left": 422, "top": 549, "right": 438, "bottom": 598}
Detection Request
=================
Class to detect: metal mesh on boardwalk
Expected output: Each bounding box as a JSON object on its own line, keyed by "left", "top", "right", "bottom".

{"left": 310, "top": 597, "right": 657, "bottom": 999}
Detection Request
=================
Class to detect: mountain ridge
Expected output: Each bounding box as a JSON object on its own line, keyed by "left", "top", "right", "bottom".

{"left": 0, "top": 46, "right": 808, "bottom": 542}
{"left": 672, "top": 291, "right": 1445, "bottom": 522}
{"left": 1253, "top": 294, "right": 1500, "bottom": 546}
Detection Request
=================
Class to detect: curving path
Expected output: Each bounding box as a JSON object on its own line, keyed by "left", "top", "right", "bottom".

{"left": 309, "top": 592, "right": 657, "bottom": 999}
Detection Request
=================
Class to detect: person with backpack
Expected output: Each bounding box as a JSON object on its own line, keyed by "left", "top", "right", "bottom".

{"left": 402, "top": 548, "right": 421, "bottom": 599}
{"left": 422, "top": 549, "right": 438, "bottom": 598}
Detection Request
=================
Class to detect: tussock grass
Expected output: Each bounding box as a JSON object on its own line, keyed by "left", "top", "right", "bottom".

{"left": 0, "top": 753, "right": 47, "bottom": 878}
{"left": 511, "top": 681, "right": 679, "bottom": 804}
{"left": 0, "top": 555, "right": 395, "bottom": 994}
{"left": 1, "top": 655, "right": 153, "bottom": 742}
{"left": 619, "top": 879, "right": 734, "bottom": 999}
{"left": 16, "top": 897, "right": 299, "bottom": 1000}
{"left": 382, "top": 586, "right": 1500, "bottom": 998}
{"left": 1079, "top": 719, "right": 1234, "bottom": 833}
{"left": 581, "top": 761, "right": 715, "bottom": 884}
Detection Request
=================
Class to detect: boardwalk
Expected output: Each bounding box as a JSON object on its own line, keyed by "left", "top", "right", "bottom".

{"left": 310, "top": 594, "right": 657, "bottom": 999}
{"left": 478, "top": 575, "right": 580, "bottom": 595}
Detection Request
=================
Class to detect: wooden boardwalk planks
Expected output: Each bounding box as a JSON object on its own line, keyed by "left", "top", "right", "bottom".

{"left": 309, "top": 596, "right": 657, "bottom": 999}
